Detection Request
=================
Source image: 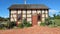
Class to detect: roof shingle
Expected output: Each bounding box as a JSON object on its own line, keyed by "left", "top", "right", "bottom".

{"left": 8, "top": 4, "right": 49, "bottom": 9}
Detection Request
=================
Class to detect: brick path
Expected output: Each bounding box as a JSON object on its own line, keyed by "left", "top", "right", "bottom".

{"left": 0, "top": 25, "right": 60, "bottom": 34}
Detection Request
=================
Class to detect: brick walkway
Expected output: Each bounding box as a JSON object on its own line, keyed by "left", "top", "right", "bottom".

{"left": 0, "top": 25, "right": 60, "bottom": 34}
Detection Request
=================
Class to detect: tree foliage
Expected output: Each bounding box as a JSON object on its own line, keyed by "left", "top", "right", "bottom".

{"left": 53, "top": 14, "right": 60, "bottom": 19}
{"left": 0, "top": 17, "right": 9, "bottom": 21}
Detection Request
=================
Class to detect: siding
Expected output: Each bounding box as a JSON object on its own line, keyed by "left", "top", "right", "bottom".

{"left": 10, "top": 9, "right": 49, "bottom": 25}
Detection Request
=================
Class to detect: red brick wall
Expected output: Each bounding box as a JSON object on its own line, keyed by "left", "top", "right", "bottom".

{"left": 32, "top": 15, "right": 37, "bottom": 26}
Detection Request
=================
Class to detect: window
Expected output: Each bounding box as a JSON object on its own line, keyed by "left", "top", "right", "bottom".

{"left": 22, "top": 10, "right": 26, "bottom": 14}
{"left": 27, "top": 14, "right": 31, "bottom": 17}
{"left": 18, "top": 10, "right": 21, "bottom": 14}
{"left": 32, "top": 10, "right": 36, "bottom": 14}
{"left": 27, "top": 18, "right": 31, "bottom": 21}
{"left": 27, "top": 10, "right": 31, "bottom": 14}
{"left": 37, "top": 10, "right": 41, "bottom": 14}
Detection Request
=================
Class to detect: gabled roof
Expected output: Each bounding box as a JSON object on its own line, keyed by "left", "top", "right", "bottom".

{"left": 8, "top": 4, "right": 49, "bottom": 9}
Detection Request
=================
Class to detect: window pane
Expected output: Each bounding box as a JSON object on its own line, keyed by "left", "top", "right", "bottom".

{"left": 22, "top": 14, "right": 26, "bottom": 18}
{"left": 42, "top": 18, "right": 45, "bottom": 22}
{"left": 22, "top": 10, "right": 26, "bottom": 14}
{"left": 27, "top": 18, "right": 31, "bottom": 21}
{"left": 10, "top": 18, "right": 17, "bottom": 21}
{"left": 27, "top": 10, "right": 31, "bottom": 14}
{"left": 46, "top": 14, "right": 48, "bottom": 17}
{"left": 11, "top": 14, "right": 17, "bottom": 18}
{"left": 42, "top": 14, "right": 45, "bottom": 17}
{"left": 37, "top": 10, "right": 41, "bottom": 14}
{"left": 42, "top": 10, "right": 44, "bottom": 13}
{"left": 11, "top": 10, "right": 16, "bottom": 14}
{"left": 18, "top": 10, "right": 21, "bottom": 14}
{"left": 27, "top": 14, "right": 31, "bottom": 17}
{"left": 32, "top": 10, "right": 36, "bottom": 14}
{"left": 45, "top": 10, "right": 48, "bottom": 13}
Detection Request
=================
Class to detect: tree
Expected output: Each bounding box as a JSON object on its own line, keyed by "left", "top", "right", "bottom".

{"left": 53, "top": 14, "right": 56, "bottom": 18}
{"left": 0, "top": 16, "right": 9, "bottom": 21}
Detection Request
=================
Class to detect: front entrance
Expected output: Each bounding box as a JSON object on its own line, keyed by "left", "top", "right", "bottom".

{"left": 32, "top": 14, "right": 37, "bottom": 26}
{"left": 32, "top": 13, "right": 41, "bottom": 26}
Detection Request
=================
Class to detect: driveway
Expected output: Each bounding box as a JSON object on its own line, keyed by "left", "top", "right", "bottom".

{"left": 0, "top": 25, "right": 60, "bottom": 34}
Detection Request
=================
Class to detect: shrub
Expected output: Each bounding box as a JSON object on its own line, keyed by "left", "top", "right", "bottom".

{"left": 40, "top": 18, "right": 55, "bottom": 26}
{"left": 40, "top": 23, "right": 46, "bottom": 26}
{"left": 45, "top": 18, "right": 54, "bottom": 25}
{"left": 18, "top": 18, "right": 32, "bottom": 28}
{"left": 0, "top": 24, "right": 4, "bottom": 29}
{"left": 7, "top": 21, "right": 16, "bottom": 29}
{"left": 0, "top": 22, "right": 7, "bottom": 29}
{"left": 25, "top": 22, "right": 32, "bottom": 27}
{"left": 45, "top": 18, "right": 50, "bottom": 25}
{"left": 18, "top": 23, "right": 24, "bottom": 28}
{"left": 22, "top": 18, "right": 27, "bottom": 25}
{"left": 22, "top": 18, "right": 32, "bottom": 27}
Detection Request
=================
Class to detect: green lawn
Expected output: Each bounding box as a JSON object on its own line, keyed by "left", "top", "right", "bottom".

{"left": 48, "top": 19, "right": 60, "bottom": 27}
{"left": 54, "top": 19, "right": 60, "bottom": 26}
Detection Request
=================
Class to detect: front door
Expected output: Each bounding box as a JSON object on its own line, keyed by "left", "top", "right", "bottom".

{"left": 32, "top": 14, "right": 37, "bottom": 26}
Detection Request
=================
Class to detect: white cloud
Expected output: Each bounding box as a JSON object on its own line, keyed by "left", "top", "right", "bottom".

{"left": 4, "top": 16, "right": 9, "bottom": 18}
{"left": 49, "top": 10, "right": 57, "bottom": 14}
{"left": 49, "top": 9, "right": 59, "bottom": 17}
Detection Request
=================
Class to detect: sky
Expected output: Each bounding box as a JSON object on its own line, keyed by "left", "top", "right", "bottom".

{"left": 0, "top": 0, "right": 60, "bottom": 18}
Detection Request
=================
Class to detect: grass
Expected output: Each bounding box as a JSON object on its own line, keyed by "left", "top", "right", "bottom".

{"left": 40, "top": 19, "right": 60, "bottom": 27}
{"left": 54, "top": 19, "right": 60, "bottom": 26}
{"left": 48, "top": 19, "right": 60, "bottom": 27}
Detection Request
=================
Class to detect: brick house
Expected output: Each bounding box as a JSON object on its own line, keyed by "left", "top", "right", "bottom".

{"left": 8, "top": 4, "right": 49, "bottom": 25}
